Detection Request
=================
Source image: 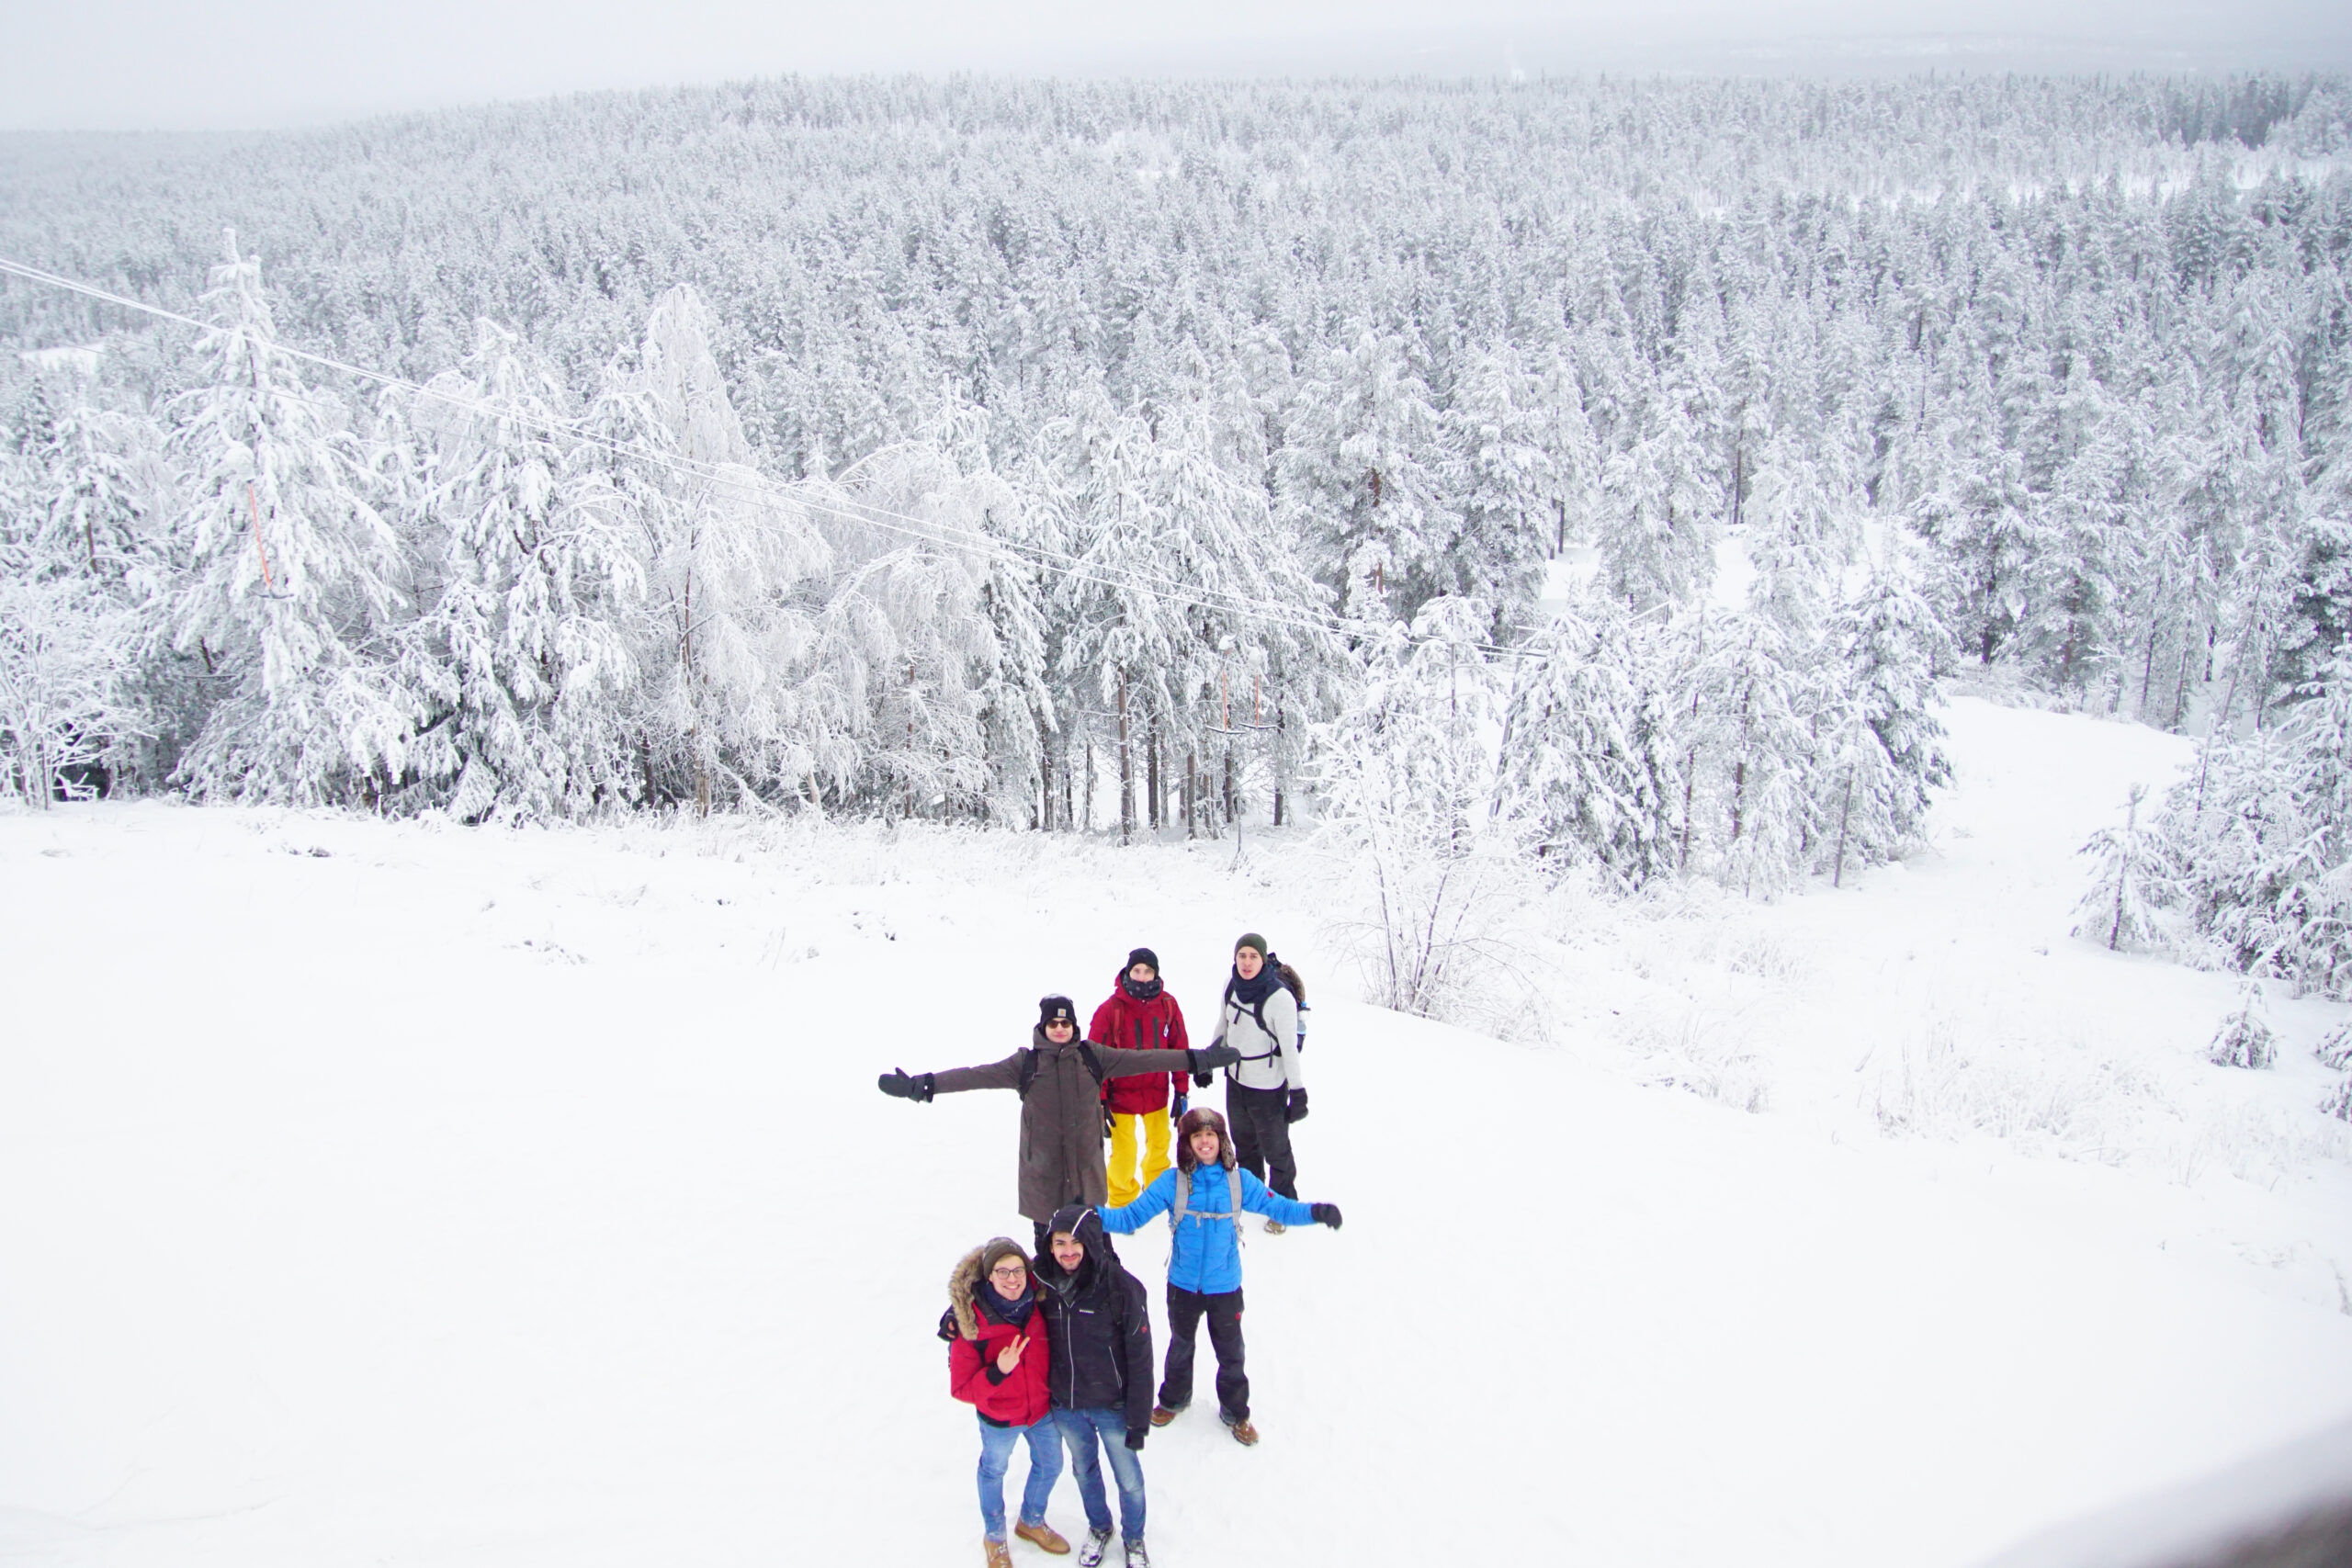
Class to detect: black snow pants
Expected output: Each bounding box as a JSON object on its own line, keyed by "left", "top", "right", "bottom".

{"left": 1226, "top": 1082, "right": 1297, "bottom": 1200}
{"left": 1160, "top": 1284, "right": 1248, "bottom": 1421}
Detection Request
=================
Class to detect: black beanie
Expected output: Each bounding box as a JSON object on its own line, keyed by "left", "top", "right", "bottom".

{"left": 1038, "top": 995, "right": 1078, "bottom": 1031}
{"left": 1126, "top": 947, "right": 1159, "bottom": 974}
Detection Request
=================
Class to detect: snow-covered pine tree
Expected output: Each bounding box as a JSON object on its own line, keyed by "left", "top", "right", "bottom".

{"left": 1831, "top": 565, "right": 1952, "bottom": 847}
{"left": 1595, "top": 368, "right": 1719, "bottom": 615}
{"left": 168, "top": 231, "right": 416, "bottom": 805}
{"left": 598, "top": 285, "right": 829, "bottom": 815}
{"left": 1279, "top": 325, "right": 1456, "bottom": 624}
{"left": 2165, "top": 646, "right": 2352, "bottom": 998}
{"left": 2071, "top": 784, "right": 2169, "bottom": 952}
{"left": 1494, "top": 598, "right": 1682, "bottom": 892}
{"left": 1681, "top": 609, "right": 1820, "bottom": 897}
{"left": 406, "top": 320, "right": 644, "bottom": 821}
{"left": 1440, "top": 342, "right": 1555, "bottom": 633}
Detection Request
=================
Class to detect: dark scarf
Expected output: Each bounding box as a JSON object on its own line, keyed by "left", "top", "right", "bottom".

{"left": 1226, "top": 960, "right": 1279, "bottom": 1010}
{"left": 1121, "top": 972, "right": 1164, "bottom": 1003}
{"left": 977, "top": 1280, "right": 1036, "bottom": 1332}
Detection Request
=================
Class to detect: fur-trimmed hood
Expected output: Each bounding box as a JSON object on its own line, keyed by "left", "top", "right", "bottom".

{"left": 944, "top": 1237, "right": 1028, "bottom": 1340}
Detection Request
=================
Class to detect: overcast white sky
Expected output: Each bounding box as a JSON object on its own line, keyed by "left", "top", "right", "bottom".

{"left": 0, "top": 0, "right": 2344, "bottom": 133}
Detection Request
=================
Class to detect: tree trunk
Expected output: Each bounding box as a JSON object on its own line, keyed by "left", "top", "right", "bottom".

{"left": 1118, "top": 670, "right": 1134, "bottom": 847}
{"left": 1833, "top": 766, "right": 1854, "bottom": 888}
{"left": 1185, "top": 747, "right": 1197, "bottom": 840}
{"left": 1148, "top": 718, "right": 1160, "bottom": 833}
{"left": 1272, "top": 704, "right": 1286, "bottom": 828}
{"left": 1224, "top": 745, "right": 1235, "bottom": 825}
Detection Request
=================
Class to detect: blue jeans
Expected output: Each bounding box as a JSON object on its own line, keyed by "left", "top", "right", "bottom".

{"left": 1054, "top": 1406, "right": 1147, "bottom": 1543}
{"left": 976, "top": 1415, "right": 1063, "bottom": 1541}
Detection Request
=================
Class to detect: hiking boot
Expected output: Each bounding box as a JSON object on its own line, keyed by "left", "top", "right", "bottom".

{"left": 1148, "top": 1404, "right": 1181, "bottom": 1427}
{"left": 1124, "top": 1541, "right": 1151, "bottom": 1568}
{"left": 1077, "top": 1526, "right": 1114, "bottom": 1568}
{"left": 985, "top": 1540, "right": 1014, "bottom": 1568}
{"left": 1014, "top": 1520, "right": 1072, "bottom": 1555}
{"left": 1262, "top": 1219, "right": 1286, "bottom": 1235}
{"left": 1220, "top": 1412, "right": 1261, "bottom": 1446}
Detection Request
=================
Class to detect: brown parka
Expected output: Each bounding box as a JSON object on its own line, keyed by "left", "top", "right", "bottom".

{"left": 928, "top": 1029, "right": 1233, "bottom": 1222}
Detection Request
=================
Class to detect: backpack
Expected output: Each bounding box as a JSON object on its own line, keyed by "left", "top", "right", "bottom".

{"left": 1018, "top": 1041, "right": 1109, "bottom": 1097}
{"left": 1223, "top": 956, "right": 1310, "bottom": 1058}
{"left": 1169, "top": 1167, "right": 1249, "bottom": 1245}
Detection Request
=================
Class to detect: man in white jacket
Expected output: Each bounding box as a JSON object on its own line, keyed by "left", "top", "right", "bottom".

{"left": 1206, "top": 932, "right": 1307, "bottom": 1229}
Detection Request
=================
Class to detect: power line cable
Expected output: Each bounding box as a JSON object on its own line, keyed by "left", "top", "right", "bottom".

{"left": 1, "top": 253, "right": 1558, "bottom": 661}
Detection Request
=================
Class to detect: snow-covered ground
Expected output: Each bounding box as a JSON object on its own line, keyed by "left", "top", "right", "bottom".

{"left": 4, "top": 696, "right": 2349, "bottom": 1568}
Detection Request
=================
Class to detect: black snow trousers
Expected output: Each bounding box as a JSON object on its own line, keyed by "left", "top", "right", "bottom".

{"left": 1226, "top": 1082, "right": 1297, "bottom": 1200}
{"left": 1160, "top": 1284, "right": 1248, "bottom": 1421}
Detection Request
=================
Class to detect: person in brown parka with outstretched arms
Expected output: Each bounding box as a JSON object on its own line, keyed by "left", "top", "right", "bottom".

{"left": 879, "top": 995, "right": 1241, "bottom": 1257}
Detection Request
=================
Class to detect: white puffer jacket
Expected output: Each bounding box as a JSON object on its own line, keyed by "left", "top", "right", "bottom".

{"left": 1214, "top": 981, "right": 1302, "bottom": 1094}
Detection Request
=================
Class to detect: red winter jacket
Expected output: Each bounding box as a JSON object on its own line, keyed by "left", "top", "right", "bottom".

{"left": 1088, "top": 975, "right": 1191, "bottom": 1114}
{"left": 949, "top": 1292, "right": 1054, "bottom": 1427}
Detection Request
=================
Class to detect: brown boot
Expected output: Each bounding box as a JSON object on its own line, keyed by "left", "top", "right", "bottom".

{"left": 1014, "top": 1520, "right": 1072, "bottom": 1555}
{"left": 985, "top": 1540, "right": 1014, "bottom": 1568}
{"left": 1221, "top": 1412, "right": 1261, "bottom": 1446}
{"left": 1148, "top": 1405, "right": 1180, "bottom": 1427}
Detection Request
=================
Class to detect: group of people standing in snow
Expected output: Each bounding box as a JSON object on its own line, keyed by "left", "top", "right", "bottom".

{"left": 877, "top": 933, "right": 1343, "bottom": 1568}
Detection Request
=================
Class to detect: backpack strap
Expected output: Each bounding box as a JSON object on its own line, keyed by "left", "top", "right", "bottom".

{"left": 1019, "top": 1044, "right": 1105, "bottom": 1096}
{"left": 1170, "top": 1168, "right": 1190, "bottom": 1234}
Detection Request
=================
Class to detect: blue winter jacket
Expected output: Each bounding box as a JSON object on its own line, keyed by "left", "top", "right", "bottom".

{"left": 1098, "top": 1162, "right": 1315, "bottom": 1296}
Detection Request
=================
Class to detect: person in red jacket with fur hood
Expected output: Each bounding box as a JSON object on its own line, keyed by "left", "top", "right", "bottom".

{"left": 939, "top": 1238, "right": 1068, "bottom": 1566}
{"left": 1088, "top": 948, "right": 1191, "bottom": 1209}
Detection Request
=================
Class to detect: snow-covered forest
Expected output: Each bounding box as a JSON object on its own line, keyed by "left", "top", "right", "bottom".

{"left": 5, "top": 72, "right": 2352, "bottom": 994}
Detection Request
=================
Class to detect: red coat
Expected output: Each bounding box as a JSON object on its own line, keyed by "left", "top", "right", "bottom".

{"left": 950, "top": 1296, "right": 1053, "bottom": 1427}
{"left": 1088, "top": 976, "right": 1191, "bottom": 1114}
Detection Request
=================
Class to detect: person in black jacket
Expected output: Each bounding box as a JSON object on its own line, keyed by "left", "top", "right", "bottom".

{"left": 1033, "top": 1203, "right": 1154, "bottom": 1568}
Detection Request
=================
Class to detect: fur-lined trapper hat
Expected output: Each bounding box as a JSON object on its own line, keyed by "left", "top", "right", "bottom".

{"left": 1175, "top": 1105, "right": 1238, "bottom": 1172}
{"left": 945, "top": 1237, "right": 1030, "bottom": 1340}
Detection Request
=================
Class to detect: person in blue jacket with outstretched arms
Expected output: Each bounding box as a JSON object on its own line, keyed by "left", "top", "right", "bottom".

{"left": 1096, "top": 1104, "right": 1342, "bottom": 1448}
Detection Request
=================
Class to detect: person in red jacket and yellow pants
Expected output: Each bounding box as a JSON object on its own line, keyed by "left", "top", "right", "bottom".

{"left": 1088, "top": 949, "right": 1190, "bottom": 1209}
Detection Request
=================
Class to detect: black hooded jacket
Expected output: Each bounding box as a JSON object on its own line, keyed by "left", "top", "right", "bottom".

{"left": 1032, "top": 1203, "right": 1155, "bottom": 1438}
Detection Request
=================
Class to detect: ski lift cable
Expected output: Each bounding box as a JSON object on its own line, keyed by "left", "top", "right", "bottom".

{"left": 0, "top": 254, "right": 1554, "bottom": 662}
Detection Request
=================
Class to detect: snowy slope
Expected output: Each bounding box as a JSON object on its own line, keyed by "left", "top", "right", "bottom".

{"left": 3, "top": 698, "right": 2350, "bottom": 1568}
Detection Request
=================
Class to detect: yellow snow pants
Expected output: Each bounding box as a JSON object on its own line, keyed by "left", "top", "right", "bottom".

{"left": 1106, "top": 1109, "right": 1173, "bottom": 1209}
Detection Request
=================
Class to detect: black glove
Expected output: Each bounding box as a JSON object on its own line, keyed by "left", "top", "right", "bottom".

{"left": 1192, "top": 1070, "right": 1214, "bottom": 1089}
{"left": 1310, "top": 1202, "right": 1343, "bottom": 1231}
{"left": 1125, "top": 1427, "right": 1147, "bottom": 1451}
{"left": 877, "top": 1069, "right": 934, "bottom": 1102}
{"left": 1188, "top": 1044, "right": 1240, "bottom": 1073}
{"left": 1284, "top": 1089, "right": 1309, "bottom": 1123}
{"left": 1171, "top": 1093, "right": 1188, "bottom": 1123}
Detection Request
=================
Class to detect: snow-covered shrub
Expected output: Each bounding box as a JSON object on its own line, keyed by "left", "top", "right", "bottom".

{"left": 1627, "top": 1004, "right": 1771, "bottom": 1113}
{"left": 2206, "top": 984, "right": 2277, "bottom": 1070}
{"left": 1320, "top": 599, "right": 1533, "bottom": 1026}
{"left": 2318, "top": 1020, "right": 2352, "bottom": 1071}
{"left": 0, "top": 573, "right": 139, "bottom": 805}
{"left": 2323, "top": 1074, "right": 2352, "bottom": 1123}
